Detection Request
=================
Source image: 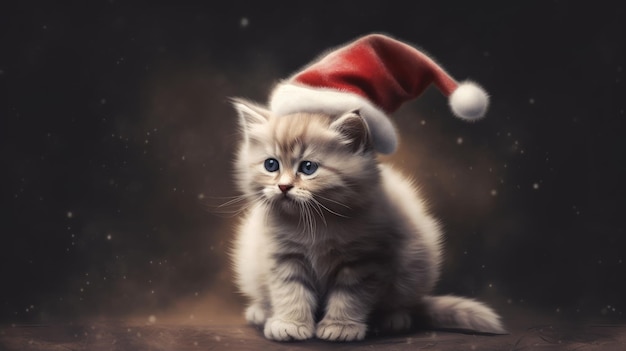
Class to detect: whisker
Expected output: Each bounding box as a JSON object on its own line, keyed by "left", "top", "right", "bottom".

{"left": 296, "top": 201, "right": 314, "bottom": 237}
{"left": 217, "top": 195, "right": 248, "bottom": 208}
{"left": 314, "top": 194, "right": 352, "bottom": 210}
{"left": 308, "top": 200, "right": 327, "bottom": 226}
{"left": 305, "top": 206, "right": 312, "bottom": 237}
{"left": 305, "top": 203, "right": 317, "bottom": 239}
{"left": 204, "top": 192, "right": 264, "bottom": 218}
{"left": 311, "top": 198, "right": 350, "bottom": 218}
{"left": 297, "top": 201, "right": 306, "bottom": 233}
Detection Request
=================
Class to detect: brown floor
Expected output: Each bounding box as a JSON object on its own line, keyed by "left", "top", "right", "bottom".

{"left": 1, "top": 318, "right": 625, "bottom": 351}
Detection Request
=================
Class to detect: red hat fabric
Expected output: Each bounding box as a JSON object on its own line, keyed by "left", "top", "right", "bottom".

{"left": 269, "top": 34, "right": 489, "bottom": 154}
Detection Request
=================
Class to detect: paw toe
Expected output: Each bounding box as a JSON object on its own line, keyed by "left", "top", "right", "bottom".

{"left": 316, "top": 320, "right": 367, "bottom": 342}
{"left": 264, "top": 317, "right": 314, "bottom": 341}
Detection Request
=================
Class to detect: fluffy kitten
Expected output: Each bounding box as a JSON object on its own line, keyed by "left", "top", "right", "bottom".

{"left": 230, "top": 99, "right": 504, "bottom": 342}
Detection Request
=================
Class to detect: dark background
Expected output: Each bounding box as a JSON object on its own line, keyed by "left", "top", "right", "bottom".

{"left": 1, "top": 1, "right": 624, "bottom": 326}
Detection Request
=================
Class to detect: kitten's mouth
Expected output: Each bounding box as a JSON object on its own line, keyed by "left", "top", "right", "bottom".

{"left": 283, "top": 193, "right": 296, "bottom": 200}
{"left": 274, "top": 194, "right": 300, "bottom": 212}
{"left": 278, "top": 194, "right": 296, "bottom": 204}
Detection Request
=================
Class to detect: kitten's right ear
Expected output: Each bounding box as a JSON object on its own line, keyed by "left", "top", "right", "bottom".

{"left": 230, "top": 98, "right": 270, "bottom": 131}
{"left": 330, "top": 110, "right": 372, "bottom": 153}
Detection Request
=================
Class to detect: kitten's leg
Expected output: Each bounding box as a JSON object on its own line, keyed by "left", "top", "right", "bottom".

{"left": 264, "top": 253, "right": 317, "bottom": 341}
{"left": 245, "top": 297, "right": 269, "bottom": 326}
{"left": 234, "top": 207, "right": 273, "bottom": 327}
{"left": 377, "top": 310, "right": 412, "bottom": 333}
{"left": 372, "top": 284, "right": 419, "bottom": 334}
{"left": 316, "top": 265, "right": 382, "bottom": 342}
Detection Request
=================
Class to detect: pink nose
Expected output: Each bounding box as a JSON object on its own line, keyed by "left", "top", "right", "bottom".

{"left": 278, "top": 184, "right": 293, "bottom": 194}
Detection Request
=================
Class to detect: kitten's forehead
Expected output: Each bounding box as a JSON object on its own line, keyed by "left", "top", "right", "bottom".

{"left": 268, "top": 113, "right": 339, "bottom": 155}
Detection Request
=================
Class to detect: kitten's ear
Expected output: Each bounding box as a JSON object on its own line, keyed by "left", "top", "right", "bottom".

{"left": 330, "top": 110, "right": 372, "bottom": 153}
{"left": 230, "top": 98, "right": 270, "bottom": 132}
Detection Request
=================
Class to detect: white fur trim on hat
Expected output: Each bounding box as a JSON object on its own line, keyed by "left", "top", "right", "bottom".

{"left": 269, "top": 82, "right": 398, "bottom": 154}
{"left": 449, "top": 81, "right": 489, "bottom": 121}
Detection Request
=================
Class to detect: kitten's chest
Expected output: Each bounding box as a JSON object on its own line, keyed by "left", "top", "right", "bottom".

{"left": 273, "top": 215, "right": 372, "bottom": 284}
{"left": 307, "top": 241, "right": 341, "bottom": 272}
{"left": 304, "top": 243, "right": 344, "bottom": 293}
{"left": 304, "top": 233, "right": 374, "bottom": 291}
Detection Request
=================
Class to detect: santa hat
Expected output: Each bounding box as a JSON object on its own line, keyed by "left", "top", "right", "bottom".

{"left": 269, "top": 33, "right": 489, "bottom": 154}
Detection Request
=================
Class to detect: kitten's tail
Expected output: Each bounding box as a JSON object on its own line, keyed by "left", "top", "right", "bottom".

{"left": 422, "top": 295, "right": 506, "bottom": 334}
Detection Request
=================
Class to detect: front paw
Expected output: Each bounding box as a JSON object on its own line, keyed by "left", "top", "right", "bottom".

{"left": 316, "top": 319, "right": 367, "bottom": 342}
{"left": 264, "top": 317, "right": 314, "bottom": 341}
{"left": 245, "top": 303, "right": 267, "bottom": 326}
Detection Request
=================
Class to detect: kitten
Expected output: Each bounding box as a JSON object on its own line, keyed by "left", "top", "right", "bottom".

{"left": 230, "top": 99, "right": 505, "bottom": 342}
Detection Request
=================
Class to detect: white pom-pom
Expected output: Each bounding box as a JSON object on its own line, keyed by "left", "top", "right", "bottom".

{"left": 449, "top": 81, "right": 489, "bottom": 121}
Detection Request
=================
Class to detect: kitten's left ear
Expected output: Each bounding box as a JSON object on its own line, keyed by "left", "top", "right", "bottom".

{"left": 230, "top": 98, "right": 270, "bottom": 132}
{"left": 330, "top": 110, "right": 372, "bottom": 153}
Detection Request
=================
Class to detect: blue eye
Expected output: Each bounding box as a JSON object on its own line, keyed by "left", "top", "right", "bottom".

{"left": 299, "top": 161, "right": 318, "bottom": 175}
{"left": 264, "top": 158, "right": 279, "bottom": 172}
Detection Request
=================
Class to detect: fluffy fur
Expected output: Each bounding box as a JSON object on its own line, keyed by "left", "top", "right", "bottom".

{"left": 230, "top": 99, "right": 504, "bottom": 342}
